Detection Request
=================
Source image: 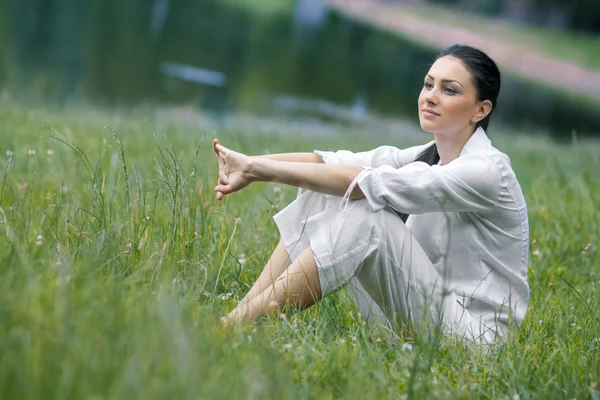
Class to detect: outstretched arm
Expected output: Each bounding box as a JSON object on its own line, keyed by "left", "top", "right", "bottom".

{"left": 213, "top": 139, "right": 364, "bottom": 200}
{"left": 253, "top": 152, "right": 324, "bottom": 163}
{"left": 249, "top": 157, "right": 364, "bottom": 197}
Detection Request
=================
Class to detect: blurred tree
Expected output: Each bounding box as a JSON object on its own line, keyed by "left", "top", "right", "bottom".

{"left": 9, "top": 0, "right": 89, "bottom": 102}
{"left": 0, "top": 0, "right": 10, "bottom": 86}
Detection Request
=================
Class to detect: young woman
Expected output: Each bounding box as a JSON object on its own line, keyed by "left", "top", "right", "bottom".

{"left": 213, "top": 45, "right": 529, "bottom": 344}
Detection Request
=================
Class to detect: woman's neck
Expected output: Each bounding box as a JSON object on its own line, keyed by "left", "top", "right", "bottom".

{"left": 434, "top": 126, "right": 476, "bottom": 165}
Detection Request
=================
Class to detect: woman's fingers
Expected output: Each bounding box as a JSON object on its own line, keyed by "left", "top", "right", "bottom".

{"left": 215, "top": 186, "right": 228, "bottom": 201}
{"left": 213, "top": 139, "right": 250, "bottom": 200}
{"left": 213, "top": 139, "right": 229, "bottom": 185}
{"left": 215, "top": 184, "right": 232, "bottom": 195}
{"left": 214, "top": 143, "right": 229, "bottom": 155}
{"left": 219, "top": 165, "right": 229, "bottom": 185}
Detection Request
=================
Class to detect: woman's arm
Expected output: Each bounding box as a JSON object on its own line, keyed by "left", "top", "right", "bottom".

{"left": 212, "top": 139, "right": 364, "bottom": 200}
{"left": 253, "top": 153, "right": 324, "bottom": 163}
{"left": 249, "top": 158, "right": 365, "bottom": 197}
{"left": 355, "top": 153, "right": 504, "bottom": 214}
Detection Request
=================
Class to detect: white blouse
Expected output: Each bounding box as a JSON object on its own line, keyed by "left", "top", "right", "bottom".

{"left": 314, "top": 127, "right": 530, "bottom": 327}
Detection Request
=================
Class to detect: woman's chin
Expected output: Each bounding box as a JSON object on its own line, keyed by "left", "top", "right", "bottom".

{"left": 419, "top": 120, "right": 439, "bottom": 134}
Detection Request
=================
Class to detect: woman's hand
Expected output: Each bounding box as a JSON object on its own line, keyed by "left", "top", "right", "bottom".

{"left": 213, "top": 139, "right": 255, "bottom": 200}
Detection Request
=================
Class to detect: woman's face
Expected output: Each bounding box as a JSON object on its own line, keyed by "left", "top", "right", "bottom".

{"left": 418, "top": 56, "right": 488, "bottom": 137}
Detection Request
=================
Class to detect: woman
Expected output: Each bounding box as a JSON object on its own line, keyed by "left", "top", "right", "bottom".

{"left": 213, "top": 45, "right": 529, "bottom": 344}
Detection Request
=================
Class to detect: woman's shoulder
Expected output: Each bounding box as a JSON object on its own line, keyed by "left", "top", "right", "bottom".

{"left": 463, "top": 146, "right": 527, "bottom": 206}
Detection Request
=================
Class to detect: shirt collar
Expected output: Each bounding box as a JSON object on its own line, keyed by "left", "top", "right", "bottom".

{"left": 459, "top": 126, "right": 492, "bottom": 157}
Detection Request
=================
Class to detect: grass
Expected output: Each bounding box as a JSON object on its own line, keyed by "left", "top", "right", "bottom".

{"left": 391, "top": 2, "right": 600, "bottom": 72}
{"left": 0, "top": 101, "right": 599, "bottom": 399}
{"left": 220, "top": 0, "right": 296, "bottom": 18}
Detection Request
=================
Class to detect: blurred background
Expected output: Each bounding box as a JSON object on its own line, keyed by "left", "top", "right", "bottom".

{"left": 0, "top": 0, "right": 599, "bottom": 138}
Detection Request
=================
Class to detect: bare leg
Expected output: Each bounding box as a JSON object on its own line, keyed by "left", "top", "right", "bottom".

{"left": 225, "top": 245, "right": 321, "bottom": 325}
{"left": 230, "top": 239, "right": 294, "bottom": 315}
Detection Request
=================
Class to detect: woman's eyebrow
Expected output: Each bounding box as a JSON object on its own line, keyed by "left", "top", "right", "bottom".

{"left": 426, "top": 74, "right": 464, "bottom": 88}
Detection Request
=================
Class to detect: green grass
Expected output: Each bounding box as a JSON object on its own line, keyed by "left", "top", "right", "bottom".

{"left": 220, "top": 0, "right": 295, "bottom": 18}
{"left": 0, "top": 102, "right": 599, "bottom": 399}
{"left": 397, "top": 3, "right": 600, "bottom": 72}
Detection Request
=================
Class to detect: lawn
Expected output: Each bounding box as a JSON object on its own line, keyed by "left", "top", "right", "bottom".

{"left": 0, "top": 102, "right": 598, "bottom": 399}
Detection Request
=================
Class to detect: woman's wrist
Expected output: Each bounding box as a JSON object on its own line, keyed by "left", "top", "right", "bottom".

{"left": 246, "top": 157, "right": 272, "bottom": 183}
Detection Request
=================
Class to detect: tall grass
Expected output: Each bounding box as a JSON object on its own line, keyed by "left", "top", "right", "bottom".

{"left": 0, "top": 103, "right": 598, "bottom": 399}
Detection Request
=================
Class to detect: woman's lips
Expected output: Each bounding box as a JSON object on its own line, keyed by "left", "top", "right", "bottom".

{"left": 422, "top": 109, "right": 440, "bottom": 117}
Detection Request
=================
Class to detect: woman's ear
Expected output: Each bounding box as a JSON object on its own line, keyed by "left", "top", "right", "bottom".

{"left": 471, "top": 100, "right": 493, "bottom": 124}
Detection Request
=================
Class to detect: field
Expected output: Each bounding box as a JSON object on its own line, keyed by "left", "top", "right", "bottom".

{"left": 0, "top": 102, "right": 599, "bottom": 399}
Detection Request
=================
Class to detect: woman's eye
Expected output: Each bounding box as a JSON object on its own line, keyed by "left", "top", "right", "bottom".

{"left": 424, "top": 82, "right": 433, "bottom": 89}
{"left": 444, "top": 87, "right": 457, "bottom": 94}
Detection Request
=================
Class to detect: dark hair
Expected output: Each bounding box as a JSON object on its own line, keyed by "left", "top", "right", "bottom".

{"left": 396, "top": 44, "right": 501, "bottom": 224}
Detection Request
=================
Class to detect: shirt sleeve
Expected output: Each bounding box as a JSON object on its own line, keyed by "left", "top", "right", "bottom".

{"left": 356, "top": 153, "right": 504, "bottom": 214}
{"left": 314, "top": 141, "right": 434, "bottom": 169}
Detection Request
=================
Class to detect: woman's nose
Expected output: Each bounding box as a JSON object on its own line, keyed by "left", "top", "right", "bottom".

{"left": 423, "top": 86, "right": 439, "bottom": 105}
{"left": 426, "top": 95, "right": 438, "bottom": 105}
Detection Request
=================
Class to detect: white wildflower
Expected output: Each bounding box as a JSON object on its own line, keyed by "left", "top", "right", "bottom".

{"left": 47, "top": 149, "right": 54, "bottom": 157}
{"left": 401, "top": 343, "right": 413, "bottom": 352}
{"left": 280, "top": 343, "right": 293, "bottom": 353}
{"left": 220, "top": 292, "right": 232, "bottom": 301}
{"left": 6, "top": 150, "right": 13, "bottom": 157}
{"left": 27, "top": 149, "right": 36, "bottom": 156}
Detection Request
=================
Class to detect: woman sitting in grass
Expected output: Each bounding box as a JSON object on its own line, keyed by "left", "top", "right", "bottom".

{"left": 213, "top": 44, "right": 529, "bottom": 344}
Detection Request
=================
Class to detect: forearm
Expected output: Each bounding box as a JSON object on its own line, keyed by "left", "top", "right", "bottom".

{"left": 250, "top": 158, "right": 365, "bottom": 198}
{"left": 253, "top": 153, "right": 324, "bottom": 163}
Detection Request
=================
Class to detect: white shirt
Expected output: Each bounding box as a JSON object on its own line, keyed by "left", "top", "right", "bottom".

{"left": 314, "top": 127, "right": 530, "bottom": 327}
